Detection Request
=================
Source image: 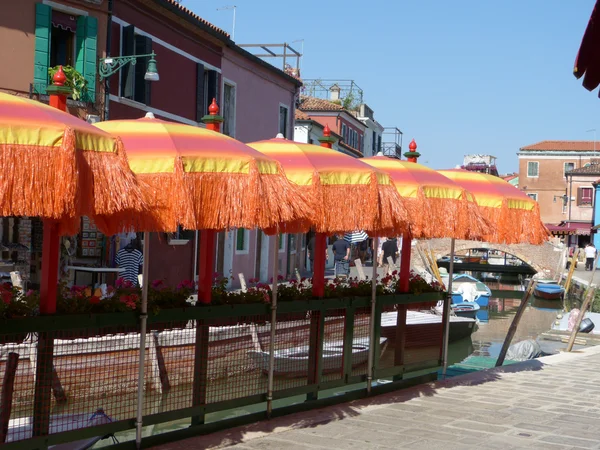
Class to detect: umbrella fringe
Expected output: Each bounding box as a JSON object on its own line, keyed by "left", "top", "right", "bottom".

{"left": 0, "top": 128, "right": 77, "bottom": 220}
{"left": 479, "top": 201, "right": 550, "bottom": 245}
{"left": 401, "top": 188, "right": 492, "bottom": 240}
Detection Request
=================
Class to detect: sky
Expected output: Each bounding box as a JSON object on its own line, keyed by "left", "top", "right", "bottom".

{"left": 183, "top": 0, "right": 598, "bottom": 174}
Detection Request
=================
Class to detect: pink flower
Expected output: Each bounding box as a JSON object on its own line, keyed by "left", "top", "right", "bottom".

{"left": 151, "top": 279, "right": 164, "bottom": 289}
{"left": 89, "top": 295, "right": 101, "bottom": 304}
{"left": 177, "top": 280, "right": 195, "bottom": 290}
{"left": 115, "top": 277, "right": 125, "bottom": 288}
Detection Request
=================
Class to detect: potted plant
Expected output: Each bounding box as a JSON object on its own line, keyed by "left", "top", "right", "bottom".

{"left": 48, "top": 66, "right": 89, "bottom": 101}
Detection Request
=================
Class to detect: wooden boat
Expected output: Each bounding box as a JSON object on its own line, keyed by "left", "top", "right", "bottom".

{"left": 380, "top": 310, "right": 477, "bottom": 345}
{"left": 451, "top": 274, "right": 491, "bottom": 307}
{"left": 533, "top": 283, "right": 564, "bottom": 300}
{"left": 6, "top": 410, "right": 112, "bottom": 447}
{"left": 247, "top": 337, "right": 387, "bottom": 376}
{"left": 451, "top": 302, "right": 480, "bottom": 319}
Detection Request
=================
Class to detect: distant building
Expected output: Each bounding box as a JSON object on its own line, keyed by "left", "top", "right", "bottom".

{"left": 518, "top": 140, "right": 600, "bottom": 245}
{"left": 351, "top": 104, "right": 384, "bottom": 158}
{"left": 461, "top": 155, "right": 499, "bottom": 176}
{"left": 500, "top": 173, "right": 519, "bottom": 187}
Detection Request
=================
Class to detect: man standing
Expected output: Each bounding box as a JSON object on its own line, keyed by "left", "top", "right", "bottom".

{"left": 585, "top": 243, "right": 597, "bottom": 271}
{"left": 381, "top": 237, "right": 399, "bottom": 275}
{"left": 332, "top": 234, "right": 350, "bottom": 277}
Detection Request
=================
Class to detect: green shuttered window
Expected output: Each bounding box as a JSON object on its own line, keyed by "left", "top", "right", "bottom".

{"left": 34, "top": 3, "right": 97, "bottom": 102}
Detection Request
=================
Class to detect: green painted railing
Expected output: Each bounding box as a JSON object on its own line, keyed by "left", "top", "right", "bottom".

{"left": 0, "top": 292, "right": 444, "bottom": 450}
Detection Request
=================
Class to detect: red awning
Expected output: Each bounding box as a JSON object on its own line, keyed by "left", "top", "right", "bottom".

{"left": 574, "top": 1, "right": 600, "bottom": 93}
{"left": 546, "top": 222, "right": 592, "bottom": 236}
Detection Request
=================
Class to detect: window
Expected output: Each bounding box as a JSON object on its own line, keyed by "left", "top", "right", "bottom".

{"left": 377, "top": 135, "right": 382, "bottom": 153}
{"left": 50, "top": 11, "right": 76, "bottom": 68}
{"left": 121, "top": 26, "right": 152, "bottom": 104}
{"left": 279, "top": 105, "right": 289, "bottom": 138}
{"left": 289, "top": 234, "right": 296, "bottom": 254}
{"left": 564, "top": 162, "right": 575, "bottom": 176}
{"left": 527, "top": 161, "right": 539, "bottom": 177}
{"left": 222, "top": 82, "right": 236, "bottom": 137}
{"left": 168, "top": 225, "right": 194, "bottom": 244}
{"left": 372, "top": 131, "right": 376, "bottom": 153}
{"left": 196, "top": 65, "right": 220, "bottom": 120}
{"left": 341, "top": 124, "right": 347, "bottom": 143}
{"left": 526, "top": 193, "right": 538, "bottom": 201}
{"left": 278, "top": 233, "right": 285, "bottom": 252}
{"left": 578, "top": 187, "right": 594, "bottom": 206}
{"left": 34, "top": 3, "right": 97, "bottom": 101}
{"left": 236, "top": 228, "right": 249, "bottom": 253}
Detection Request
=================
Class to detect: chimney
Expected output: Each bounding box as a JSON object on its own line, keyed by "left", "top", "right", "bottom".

{"left": 329, "top": 84, "right": 341, "bottom": 102}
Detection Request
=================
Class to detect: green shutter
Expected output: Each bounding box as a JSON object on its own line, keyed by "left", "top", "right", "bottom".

{"left": 34, "top": 3, "right": 51, "bottom": 94}
{"left": 75, "top": 16, "right": 97, "bottom": 103}
{"left": 84, "top": 16, "right": 98, "bottom": 103}
{"left": 236, "top": 228, "right": 245, "bottom": 251}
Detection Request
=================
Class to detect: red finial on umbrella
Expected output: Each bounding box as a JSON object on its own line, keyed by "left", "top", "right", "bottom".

{"left": 203, "top": 98, "right": 223, "bottom": 133}
{"left": 53, "top": 66, "right": 67, "bottom": 86}
{"left": 404, "top": 138, "right": 421, "bottom": 163}
{"left": 318, "top": 123, "right": 336, "bottom": 149}
{"left": 208, "top": 98, "right": 219, "bottom": 115}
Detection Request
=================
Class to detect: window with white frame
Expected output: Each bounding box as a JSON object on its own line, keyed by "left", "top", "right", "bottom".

{"left": 279, "top": 105, "right": 289, "bottom": 138}
{"left": 222, "top": 82, "right": 236, "bottom": 137}
{"left": 235, "top": 228, "right": 249, "bottom": 253}
{"left": 527, "top": 161, "right": 539, "bottom": 177}
{"left": 526, "top": 193, "right": 538, "bottom": 202}
{"left": 564, "top": 162, "right": 575, "bottom": 177}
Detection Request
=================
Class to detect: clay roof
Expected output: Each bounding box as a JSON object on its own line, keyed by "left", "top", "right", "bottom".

{"left": 568, "top": 163, "right": 600, "bottom": 175}
{"left": 520, "top": 141, "right": 598, "bottom": 151}
{"left": 159, "top": 0, "right": 229, "bottom": 37}
{"left": 295, "top": 109, "right": 310, "bottom": 120}
{"left": 298, "top": 96, "right": 344, "bottom": 112}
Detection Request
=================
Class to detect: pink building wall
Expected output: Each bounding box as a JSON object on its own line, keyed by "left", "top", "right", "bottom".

{"left": 221, "top": 48, "right": 301, "bottom": 286}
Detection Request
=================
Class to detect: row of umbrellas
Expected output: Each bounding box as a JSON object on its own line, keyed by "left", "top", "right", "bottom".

{"left": 1, "top": 78, "right": 549, "bottom": 444}
{"left": 0, "top": 91, "right": 548, "bottom": 252}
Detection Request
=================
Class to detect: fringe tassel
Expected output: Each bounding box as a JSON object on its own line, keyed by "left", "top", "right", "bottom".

{"left": 0, "top": 128, "right": 77, "bottom": 220}
{"left": 478, "top": 201, "right": 550, "bottom": 245}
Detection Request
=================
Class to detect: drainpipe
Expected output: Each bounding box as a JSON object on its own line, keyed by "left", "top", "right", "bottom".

{"left": 104, "top": 0, "right": 113, "bottom": 121}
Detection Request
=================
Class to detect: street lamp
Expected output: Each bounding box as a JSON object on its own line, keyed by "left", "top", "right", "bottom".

{"left": 98, "top": 53, "right": 160, "bottom": 81}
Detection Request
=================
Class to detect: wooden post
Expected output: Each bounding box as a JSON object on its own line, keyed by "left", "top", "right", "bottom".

{"left": 566, "top": 287, "right": 596, "bottom": 352}
{"left": 495, "top": 280, "right": 537, "bottom": 366}
{"left": 51, "top": 365, "right": 67, "bottom": 404}
{"left": 563, "top": 248, "right": 580, "bottom": 296}
{"left": 0, "top": 353, "right": 19, "bottom": 444}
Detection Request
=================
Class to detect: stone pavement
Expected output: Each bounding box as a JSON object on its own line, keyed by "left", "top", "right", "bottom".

{"left": 152, "top": 345, "right": 600, "bottom": 450}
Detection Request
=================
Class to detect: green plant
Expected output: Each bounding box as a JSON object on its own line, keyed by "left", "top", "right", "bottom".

{"left": 48, "top": 65, "right": 89, "bottom": 101}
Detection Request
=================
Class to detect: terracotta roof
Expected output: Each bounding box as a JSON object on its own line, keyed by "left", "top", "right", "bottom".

{"left": 520, "top": 141, "right": 599, "bottom": 151}
{"left": 159, "top": 0, "right": 229, "bottom": 37}
{"left": 295, "top": 110, "right": 310, "bottom": 120}
{"left": 568, "top": 163, "right": 600, "bottom": 175}
{"left": 298, "top": 96, "right": 344, "bottom": 112}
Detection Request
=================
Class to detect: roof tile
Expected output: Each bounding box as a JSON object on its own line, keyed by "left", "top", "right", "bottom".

{"left": 298, "top": 96, "right": 344, "bottom": 112}
{"left": 161, "top": 0, "right": 229, "bottom": 37}
{"left": 295, "top": 109, "right": 310, "bottom": 120}
{"left": 520, "top": 140, "right": 599, "bottom": 151}
{"left": 567, "top": 163, "right": 600, "bottom": 175}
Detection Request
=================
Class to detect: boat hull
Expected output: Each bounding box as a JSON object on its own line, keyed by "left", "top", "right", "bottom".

{"left": 247, "top": 337, "right": 387, "bottom": 377}
{"left": 452, "top": 302, "right": 480, "bottom": 319}
{"left": 533, "top": 285, "right": 564, "bottom": 300}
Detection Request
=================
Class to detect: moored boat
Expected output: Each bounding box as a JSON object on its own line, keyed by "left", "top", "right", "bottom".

{"left": 451, "top": 274, "right": 491, "bottom": 307}
{"left": 451, "top": 302, "right": 480, "bottom": 319}
{"left": 380, "top": 310, "right": 477, "bottom": 344}
{"left": 533, "top": 283, "right": 565, "bottom": 300}
{"left": 247, "top": 337, "right": 386, "bottom": 376}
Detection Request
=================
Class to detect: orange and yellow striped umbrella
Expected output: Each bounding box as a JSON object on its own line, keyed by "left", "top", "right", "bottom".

{"left": 95, "top": 114, "right": 313, "bottom": 232}
{"left": 246, "top": 137, "right": 409, "bottom": 234}
{"left": 438, "top": 169, "right": 549, "bottom": 244}
{"left": 0, "top": 92, "right": 145, "bottom": 235}
{"left": 361, "top": 157, "right": 490, "bottom": 239}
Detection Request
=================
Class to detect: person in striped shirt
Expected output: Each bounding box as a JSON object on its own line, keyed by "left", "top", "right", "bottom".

{"left": 116, "top": 241, "right": 144, "bottom": 286}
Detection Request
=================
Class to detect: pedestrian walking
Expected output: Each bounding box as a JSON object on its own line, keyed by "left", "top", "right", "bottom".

{"left": 332, "top": 234, "right": 350, "bottom": 277}
{"left": 381, "top": 237, "right": 399, "bottom": 275}
{"left": 585, "top": 242, "right": 597, "bottom": 271}
{"left": 377, "top": 237, "right": 387, "bottom": 268}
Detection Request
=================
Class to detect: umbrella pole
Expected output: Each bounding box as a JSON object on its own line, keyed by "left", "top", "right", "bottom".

{"left": 367, "top": 237, "right": 378, "bottom": 394}
{"left": 135, "top": 231, "right": 150, "bottom": 449}
{"left": 267, "top": 234, "right": 279, "bottom": 418}
{"left": 441, "top": 238, "right": 455, "bottom": 379}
